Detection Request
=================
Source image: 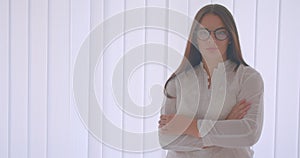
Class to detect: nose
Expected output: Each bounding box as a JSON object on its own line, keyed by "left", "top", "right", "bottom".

{"left": 207, "top": 33, "right": 216, "bottom": 43}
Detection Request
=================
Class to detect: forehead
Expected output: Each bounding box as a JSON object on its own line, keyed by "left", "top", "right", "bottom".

{"left": 199, "top": 13, "right": 225, "bottom": 30}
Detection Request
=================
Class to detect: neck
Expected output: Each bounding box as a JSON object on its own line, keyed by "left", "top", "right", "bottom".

{"left": 202, "top": 58, "right": 226, "bottom": 77}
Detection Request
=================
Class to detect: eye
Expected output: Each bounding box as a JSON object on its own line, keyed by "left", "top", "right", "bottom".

{"left": 215, "top": 29, "right": 229, "bottom": 40}
{"left": 196, "top": 29, "right": 210, "bottom": 40}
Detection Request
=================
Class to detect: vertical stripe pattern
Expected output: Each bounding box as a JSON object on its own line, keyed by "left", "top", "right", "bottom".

{"left": 0, "top": 0, "right": 300, "bottom": 158}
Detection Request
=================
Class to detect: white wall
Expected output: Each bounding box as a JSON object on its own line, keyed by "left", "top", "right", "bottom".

{"left": 0, "top": 0, "right": 300, "bottom": 158}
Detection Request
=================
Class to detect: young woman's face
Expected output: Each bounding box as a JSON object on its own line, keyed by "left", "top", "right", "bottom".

{"left": 196, "top": 13, "right": 230, "bottom": 61}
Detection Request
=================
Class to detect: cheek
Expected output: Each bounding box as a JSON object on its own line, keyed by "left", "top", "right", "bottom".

{"left": 197, "top": 41, "right": 206, "bottom": 50}
{"left": 215, "top": 41, "right": 229, "bottom": 53}
{"left": 196, "top": 39, "right": 229, "bottom": 53}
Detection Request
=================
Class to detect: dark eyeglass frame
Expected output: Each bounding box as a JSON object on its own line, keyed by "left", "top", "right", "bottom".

{"left": 195, "top": 27, "right": 230, "bottom": 41}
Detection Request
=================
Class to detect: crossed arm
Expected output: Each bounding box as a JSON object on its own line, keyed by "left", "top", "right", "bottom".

{"left": 159, "top": 99, "right": 251, "bottom": 137}
{"left": 158, "top": 71, "right": 264, "bottom": 150}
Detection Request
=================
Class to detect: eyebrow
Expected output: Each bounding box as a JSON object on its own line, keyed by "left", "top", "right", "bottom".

{"left": 198, "top": 27, "right": 227, "bottom": 31}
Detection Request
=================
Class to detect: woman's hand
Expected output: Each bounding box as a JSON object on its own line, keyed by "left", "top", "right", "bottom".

{"left": 158, "top": 114, "right": 199, "bottom": 137}
{"left": 226, "top": 99, "right": 251, "bottom": 120}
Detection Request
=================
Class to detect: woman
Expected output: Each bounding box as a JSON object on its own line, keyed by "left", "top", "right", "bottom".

{"left": 158, "top": 4, "right": 264, "bottom": 158}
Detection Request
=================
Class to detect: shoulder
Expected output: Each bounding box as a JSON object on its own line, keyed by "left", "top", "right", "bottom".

{"left": 165, "top": 76, "right": 177, "bottom": 97}
{"left": 178, "top": 65, "right": 201, "bottom": 80}
{"left": 236, "top": 64, "right": 264, "bottom": 89}
{"left": 166, "top": 66, "right": 200, "bottom": 93}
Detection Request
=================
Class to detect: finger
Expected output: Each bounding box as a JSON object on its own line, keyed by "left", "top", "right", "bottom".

{"left": 158, "top": 117, "right": 174, "bottom": 125}
{"left": 238, "top": 99, "right": 246, "bottom": 105}
{"left": 241, "top": 104, "right": 251, "bottom": 112}
{"left": 227, "top": 108, "right": 243, "bottom": 120}
{"left": 238, "top": 111, "right": 247, "bottom": 119}
{"left": 160, "top": 115, "right": 167, "bottom": 120}
{"left": 236, "top": 101, "right": 251, "bottom": 111}
{"left": 159, "top": 120, "right": 168, "bottom": 125}
{"left": 236, "top": 103, "right": 250, "bottom": 115}
{"left": 234, "top": 104, "right": 250, "bottom": 116}
{"left": 231, "top": 101, "right": 246, "bottom": 112}
{"left": 160, "top": 114, "right": 175, "bottom": 120}
{"left": 167, "top": 114, "right": 175, "bottom": 120}
{"left": 158, "top": 120, "right": 163, "bottom": 125}
{"left": 163, "top": 115, "right": 173, "bottom": 123}
{"left": 232, "top": 114, "right": 240, "bottom": 119}
{"left": 238, "top": 111, "right": 246, "bottom": 118}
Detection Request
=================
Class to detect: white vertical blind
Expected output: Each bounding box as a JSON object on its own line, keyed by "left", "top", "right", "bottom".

{"left": 47, "top": 0, "right": 71, "bottom": 158}
{"left": 70, "top": 0, "right": 90, "bottom": 158}
{"left": 88, "top": 0, "right": 104, "bottom": 157}
{"left": 144, "top": 1, "right": 168, "bottom": 158}
{"left": 274, "top": 0, "right": 300, "bottom": 157}
{"left": 1, "top": 0, "right": 300, "bottom": 158}
{"left": 28, "top": 0, "right": 48, "bottom": 157}
{"left": 9, "top": 0, "right": 29, "bottom": 157}
{"left": 102, "top": 0, "right": 124, "bottom": 158}
{"left": 0, "top": 0, "right": 9, "bottom": 158}
{"left": 253, "top": 0, "right": 279, "bottom": 157}
{"left": 124, "top": 1, "right": 145, "bottom": 158}
{"left": 234, "top": 0, "right": 257, "bottom": 66}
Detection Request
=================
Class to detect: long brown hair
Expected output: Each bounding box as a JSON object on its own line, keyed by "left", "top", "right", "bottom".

{"left": 164, "top": 4, "right": 248, "bottom": 98}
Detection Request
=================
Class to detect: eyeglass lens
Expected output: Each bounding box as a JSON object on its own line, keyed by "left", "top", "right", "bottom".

{"left": 197, "top": 28, "right": 229, "bottom": 41}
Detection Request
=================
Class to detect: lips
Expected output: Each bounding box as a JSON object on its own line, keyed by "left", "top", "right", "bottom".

{"left": 205, "top": 47, "right": 218, "bottom": 51}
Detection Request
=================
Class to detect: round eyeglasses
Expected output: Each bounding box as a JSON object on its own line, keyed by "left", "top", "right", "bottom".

{"left": 196, "top": 27, "right": 229, "bottom": 41}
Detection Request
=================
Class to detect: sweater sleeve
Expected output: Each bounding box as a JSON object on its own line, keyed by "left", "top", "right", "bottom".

{"left": 197, "top": 69, "right": 264, "bottom": 147}
{"left": 159, "top": 77, "right": 205, "bottom": 151}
